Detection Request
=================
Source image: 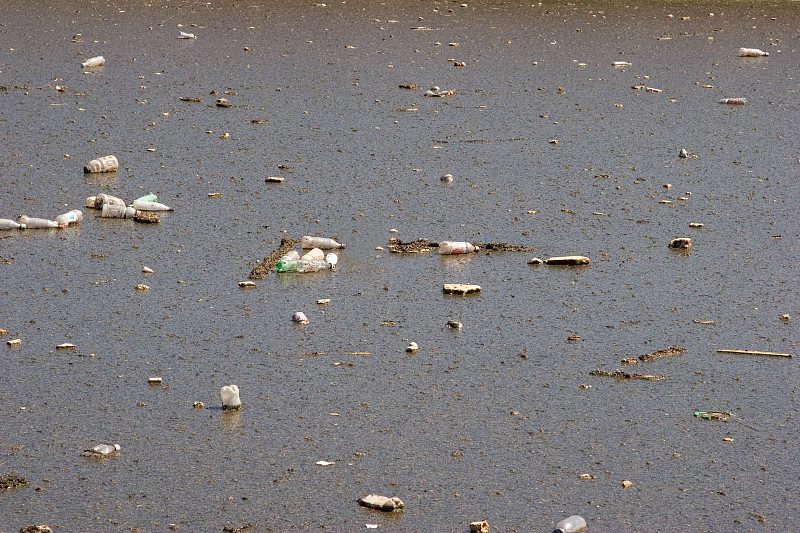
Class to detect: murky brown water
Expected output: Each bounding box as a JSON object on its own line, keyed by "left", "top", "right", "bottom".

{"left": 1, "top": 1, "right": 797, "bottom": 532}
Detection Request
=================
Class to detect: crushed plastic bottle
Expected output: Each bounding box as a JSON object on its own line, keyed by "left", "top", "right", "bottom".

{"left": 301, "top": 235, "right": 345, "bottom": 249}
{"left": 132, "top": 199, "right": 173, "bottom": 211}
{"left": 276, "top": 259, "right": 330, "bottom": 273}
{"left": 82, "top": 443, "right": 120, "bottom": 457}
{"left": 0, "top": 219, "right": 25, "bottom": 230}
{"left": 178, "top": 31, "right": 197, "bottom": 39}
{"left": 554, "top": 515, "right": 586, "bottom": 533}
{"left": 101, "top": 204, "right": 138, "bottom": 219}
{"left": 134, "top": 193, "right": 158, "bottom": 203}
{"left": 718, "top": 98, "right": 747, "bottom": 105}
{"left": 280, "top": 250, "right": 301, "bottom": 262}
{"left": 325, "top": 252, "right": 339, "bottom": 271}
{"left": 54, "top": 209, "right": 83, "bottom": 227}
{"left": 18, "top": 215, "right": 60, "bottom": 229}
{"left": 93, "top": 194, "right": 126, "bottom": 209}
{"left": 438, "top": 241, "right": 479, "bottom": 254}
{"left": 84, "top": 155, "right": 118, "bottom": 173}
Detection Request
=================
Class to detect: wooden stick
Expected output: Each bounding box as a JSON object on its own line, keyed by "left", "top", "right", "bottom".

{"left": 717, "top": 349, "right": 792, "bottom": 358}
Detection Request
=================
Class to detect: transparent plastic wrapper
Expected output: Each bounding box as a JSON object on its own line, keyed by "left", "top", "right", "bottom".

{"left": 84, "top": 155, "right": 118, "bottom": 173}
{"left": 438, "top": 241, "right": 479, "bottom": 254}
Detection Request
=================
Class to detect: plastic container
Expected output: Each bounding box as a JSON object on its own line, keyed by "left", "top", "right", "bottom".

{"left": 276, "top": 259, "right": 330, "bottom": 273}
{"left": 220, "top": 384, "right": 241, "bottom": 410}
{"left": 134, "top": 193, "right": 158, "bottom": 203}
{"left": 132, "top": 199, "right": 172, "bottom": 211}
{"left": 438, "top": 241, "right": 479, "bottom": 254}
{"left": 301, "top": 235, "right": 345, "bottom": 249}
{"left": 18, "top": 215, "right": 60, "bottom": 229}
{"left": 301, "top": 248, "right": 325, "bottom": 262}
{"left": 84, "top": 155, "right": 118, "bottom": 173}
{"left": 55, "top": 209, "right": 83, "bottom": 227}
{"left": 739, "top": 47, "right": 768, "bottom": 57}
{"left": 325, "top": 252, "right": 339, "bottom": 270}
{"left": 94, "top": 194, "right": 125, "bottom": 209}
{"left": 101, "top": 204, "right": 138, "bottom": 219}
{"left": 0, "top": 219, "right": 25, "bottom": 230}
{"left": 719, "top": 98, "right": 747, "bottom": 105}
{"left": 554, "top": 515, "right": 586, "bottom": 533}
{"left": 280, "top": 250, "right": 301, "bottom": 262}
{"left": 81, "top": 55, "right": 105, "bottom": 68}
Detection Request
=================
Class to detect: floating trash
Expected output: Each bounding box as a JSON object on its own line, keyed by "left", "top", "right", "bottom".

{"left": 178, "top": 31, "right": 196, "bottom": 39}
{"left": 81, "top": 56, "right": 105, "bottom": 68}
{"left": 292, "top": 311, "right": 309, "bottom": 324}
{"left": 738, "top": 47, "right": 768, "bottom": 57}
{"left": 668, "top": 238, "right": 692, "bottom": 249}
{"left": 220, "top": 384, "right": 241, "bottom": 410}
{"left": 84, "top": 155, "right": 118, "bottom": 173}
{"left": 357, "top": 494, "right": 404, "bottom": 512}
{"left": 694, "top": 411, "right": 733, "bottom": 420}
{"left": 82, "top": 443, "right": 120, "bottom": 457}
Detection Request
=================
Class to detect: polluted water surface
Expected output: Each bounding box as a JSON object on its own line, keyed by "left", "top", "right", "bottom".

{"left": 0, "top": 1, "right": 797, "bottom": 532}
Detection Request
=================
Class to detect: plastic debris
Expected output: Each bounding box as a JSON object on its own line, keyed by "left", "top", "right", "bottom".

{"left": 81, "top": 56, "right": 105, "bottom": 68}
{"left": 446, "top": 320, "right": 463, "bottom": 330}
{"left": 440, "top": 173, "right": 454, "bottom": 183}
{"left": 668, "top": 238, "right": 692, "bottom": 249}
{"left": 178, "top": 31, "right": 196, "bottom": 39}
{"left": 82, "top": 443, "right": 120, "bottom": 457}
{"left": 719, "top": 98, "right": 747, "bottom": 105}
{"left": 220, "top": 384, "right": 241, "bottom": 410}
{"left": 18, "top": 215, "right": 60, "bottom": 229}
{"left": 544, "top": 255, "right": 590, "bottom": 266}
{"left": 0, "top": 219, "right": 25, "bottom": 230}
{"left": 694, "top": 411, "right": 733, "bottom": 420}
{"left": 438, "top": 241, "right": 478, "bottom": 254}
{"left": 738, "top": 47, "right": 768, "bottom": 57}
{"left": 301, "top": 235, "right": 345, "bottom": 249}
{"left": 554, "top": 515, "right": 586, "bottom": 533}
{"left": 56, "top": 343, "right": 75, "bottom": 350}
{"left": 424, "top": 86, "right": 454, "bottom": 97}
{"left": 315, "top": 460, "right": 335, "bottom": 466}
{"left": 406, "top": 342, "right": 419, "bottom": 352}
{"left": 717, "top": 349, "right": 792, "bottom": 358}
{"left": 84, "top": 155, "right": 118, "bottom": 173}
{"left": 357, "top": 494, "right": 404, "bottom": 512}
{"left": 148, "top": 377, "right": 162, "bottom": 384}
{"left": 470, "top": 520, "right": 490, "bottom": 533}
{"left": 292, "top": 311, "right": 309, "bottom": 324}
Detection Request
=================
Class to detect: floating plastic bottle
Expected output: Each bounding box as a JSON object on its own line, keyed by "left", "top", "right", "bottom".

{"left": 0, "top": 219, "right": 25, "bottom": 230}
{"left": 101, "top": 204, "right": 138, "bottom": 219}
{"left": 81, "top": 55, "right": 105, "bottom": 68}
{"left": 292, "top": 311, "right": 309, "bottom": 324}
{"left": 276, "top": 258, "right": 330, "bottom": 273}
{"left": 84, "top": 155, "right": 118, "bottom": 173}
{"left": 54, "top": 209, "right": 83, "bottom": 227}
{"left": 82, "top": 443, "right": 120, "bottom": 457}
{"left": 438, "top": 241, "right": 479, "bottom": 254}
{"left": 18, "top": 215, "right": 60, "bottom": 229}
{"left": 301, "top": 235, "right": 345, "bottom": 249}
{"left": 738, "top": 47, "right": 768, "bottom": 57}
{"left": 554, "top": 515, "right": 586, "bottom": 533}
{"left": 325, "top": 252, "right": 338, "bottom": 271}
{"left": 220, "top": 384, "right": 241, "bottom": 410}
{"left": 94, "top": 194, "right": 125, "bottom": 209}
{"left": 301, "top": 248, "right": 325, "bottom": 262}
{"left": 178, "top": 31, "right": 197, "bottom": 39}
{"left": 132, "top": 199, "right": 172, "bottom": 211}
{"left": 280, "top": 250, "right": 301, "bottom": 262}
{"left": 719, "top": 98, "right": 747, "bottom": 105}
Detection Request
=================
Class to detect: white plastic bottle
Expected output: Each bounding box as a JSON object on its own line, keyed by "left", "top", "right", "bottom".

{"left": 55, "top": 209, "right": 83, "bottom": 227}
{"left": 132, "top": 199, "right": 172, "bottom": 211}
{"left": 83, "top": 443, "right": 120, "bottom": 456}
{"left": 101, "top": 204, "right": 138, "bottom": 219}
{"left": 301, "top": 235, "right": 345, "bottom": 249}
{"left": 554, "top": 515, "right": 586, "bottom": 533}
{"left": 0, "top": 219, "right": 25, "bottom": 230}
{"left": 301, "top": 247, "right": 325, "bottom": 262}
{"left": 738, "top": 47, "right": 768, "bottom": 57}
{"left": 18, "top": 215, "right": 60, "bottom": 229}
{"left": 220, "top": 384, "right": 241, "bottom": 410}
{"left": 438, "top": 241, "right": 479, "bottom": 254}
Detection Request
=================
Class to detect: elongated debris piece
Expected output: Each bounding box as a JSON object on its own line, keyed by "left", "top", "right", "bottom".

{"left": 357, "top": 494, "right": 404, "bottom": 512}
{"left": 717, "top": 349, "right": 792, "bottom": 358}
{"left": 544, "top": 255, "right": 590, "bottom": 266}
{"left": 443, "top": 283, "right": 481, "bottom": 295}
{"left": 694, "top": 411, "right": 733, "bottom": 420}
{"left": 639, "top": 345, "right": 686, "bottom": 362}
{"left": 590, "top": 369, "right": 666, "bottom": 381}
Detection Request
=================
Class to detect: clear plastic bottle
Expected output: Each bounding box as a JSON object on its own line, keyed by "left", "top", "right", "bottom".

{"left": 438, "top": 241, "right": 479, "bottom": 254}
{"left": 101, "top": 204, "right": 138, "bottom": 219}
{"left": 280, "top": 250, "right": 301, "bottom": 262}
{"left": 301, "top": 235, "right": 345, "bottom": 249}
{"left": 18, "top": 215, "right": 60, "bottom": 229}
{"left": 132, "top": 199, "right": 172, "bottom": 211}
{"left": 55, "top": 209, "right": 83, "bottom": 227}
{"left": 84, "top": 154, "right": 118, "bottom": 173}
{"left": 0, "top": 219, "right": 25, "bottom": 230}
{"left": 301, "top": 248, "right": 325, "bottom": 262}
{"left": 554, "top": 515, "right": 586, "bottom": 533}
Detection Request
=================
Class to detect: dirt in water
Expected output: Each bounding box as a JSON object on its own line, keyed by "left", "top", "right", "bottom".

{"left": 249, "top": 238, "right": 300, "bottom": 279}
{"left": 386, "top": 238, "right": 537, "bottom": 254}
{"left": 0, "top": 474, "right": 29, "bottom": 490}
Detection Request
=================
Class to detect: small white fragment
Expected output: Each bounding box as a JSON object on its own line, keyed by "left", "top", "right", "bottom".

{"left": 316, "top": 460, "right": 335, "bottom": 466}
{"left": 292, "top": 311, "right": 309, "bottom": 324}
{"left": 220, "top": 384, "right": 241, "bottom": 410}
{"left": 142, "top": 266, "right": 155, "bottom": 274}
